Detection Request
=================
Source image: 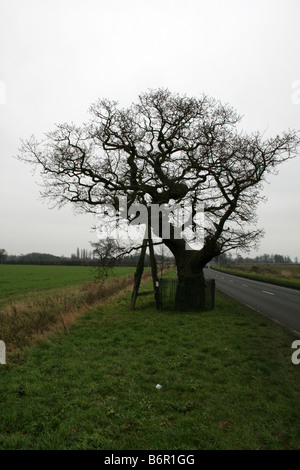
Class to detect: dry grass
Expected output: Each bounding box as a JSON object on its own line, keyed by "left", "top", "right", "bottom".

{"left": 0, "top": 270, "right": 154, "bottom": 355}
{"left": 214, "top": 264, "right": 300, "bottom": 290}
{"left": 280, "top": 270, "right": 297, "bottom": 279}
{"left": 240, "top": 264, "right": 300, "bottom": 279}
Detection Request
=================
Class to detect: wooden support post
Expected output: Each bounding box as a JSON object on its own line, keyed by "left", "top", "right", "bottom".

{"left": 130, "top": 216, "right": 160, "bottom": 310}
{"left": 148, "top": 215, "right": 160, "bottom": 310}
{"left": 130, "top": 237, "right": 147, "bottom": 310}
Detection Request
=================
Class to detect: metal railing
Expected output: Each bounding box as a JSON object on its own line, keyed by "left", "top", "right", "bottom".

{"left": 158, "top": 278, "right": 215, "bottom": 311}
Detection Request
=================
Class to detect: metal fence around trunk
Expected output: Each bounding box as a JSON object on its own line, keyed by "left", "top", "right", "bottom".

{"left": 158, "top": 278, "right": 177, "bottom": 310}
{"left": 158, "top": 278, "right": 215, "bottom": 311}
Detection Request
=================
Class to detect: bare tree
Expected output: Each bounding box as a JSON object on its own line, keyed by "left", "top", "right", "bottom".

{"left": 0, "top": 249, "right": 7, "bottom": 264}
{"left": 91, "top": 238, "right": 125, "bottom": 282}
{"left": 18, "top": 89, "right": 299, "bottom": 310}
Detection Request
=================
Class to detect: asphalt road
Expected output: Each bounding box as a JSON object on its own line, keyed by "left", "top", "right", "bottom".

{"left": 205, "top": 268, "right": 300, "bottom": 336}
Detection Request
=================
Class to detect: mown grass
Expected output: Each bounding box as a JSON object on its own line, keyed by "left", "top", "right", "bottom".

{"left": 0, "top": 280, "right": 299, "bottom": 450}
{"left": 212, "top": 265, "right": 300, "bottom": 290}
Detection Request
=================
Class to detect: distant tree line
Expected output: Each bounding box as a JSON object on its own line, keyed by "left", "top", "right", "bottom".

{"left": 0, "top": 248, "right": 174, "bottom": 267}
{"left": 213, "top": 252, "right": 298, "bottom": 266}
{"left": 1, "top": 247, "right": 296, "bottom": 268}
{"left": 0, "top": 249, "right": 7, "bottom": 264}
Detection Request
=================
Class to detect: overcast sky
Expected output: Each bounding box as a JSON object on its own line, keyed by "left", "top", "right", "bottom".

{"left": 0, "top": 0, "right": 299, "bottom": 259}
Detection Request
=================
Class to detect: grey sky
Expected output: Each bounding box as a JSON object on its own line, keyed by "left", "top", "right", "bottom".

{"left": 0, "top": 0, "right": 299, "bottom": 259}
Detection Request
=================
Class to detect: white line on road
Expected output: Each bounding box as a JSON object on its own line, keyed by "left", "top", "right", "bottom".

{"left": 262, "top": 290, "right": 275, "bottom": 296}
{"left": 242, "top": 284, "right": 248, "bottom": 287}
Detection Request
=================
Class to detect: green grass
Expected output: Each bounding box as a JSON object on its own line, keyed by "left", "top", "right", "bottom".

{"left": 0, "top": 265, "right": 136, "bottom": 308}
{"left": 212, "top": 265, "right": 300, "bottom": 290}
{"left": 0, "top": 265, "right": 150, "bottom": 354}
{"left": 0, "top": 282, "right": 299, "bottom": 450}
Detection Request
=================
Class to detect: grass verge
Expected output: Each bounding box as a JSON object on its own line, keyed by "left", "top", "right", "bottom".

{"left": 0, "top": 270, "right": 152, "bottom": 355}
{"left": 0, "top": 282, "right": 299, "bottom": 450}
{"left": 211, "top": 265, "right": 300, "bottom": 290}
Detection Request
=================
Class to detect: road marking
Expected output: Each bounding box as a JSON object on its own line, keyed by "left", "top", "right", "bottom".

{"left": 262, "top": 290, "right": 275, "bottom": 296}
{"left": 242, "top": 284, "right": 248, "bottom": 287}
{"left": 229, "top": 280, "right": 234, "bottom": 283}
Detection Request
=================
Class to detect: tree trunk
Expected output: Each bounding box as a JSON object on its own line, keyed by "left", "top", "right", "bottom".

{"left": 163, "top": 234, "right": 220, "bottom": 312}
{"left": 175, "top": 272, "right": 206, "bottom": 311}
{"left": 166, "top": 241, "right": 211, "bottom": 312}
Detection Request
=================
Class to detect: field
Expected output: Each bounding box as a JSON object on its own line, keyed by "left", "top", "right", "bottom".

{"left": 0, "top": 264, "right": 147, "bottom": 353}
{"left": 0, "top": 265, "right": 136, "bottom": 308}
{"left": 212, "top": 264, "right": 300, "bottom": 290}
{"left": 0, "top": 265, "right": 300, "bottom": 450}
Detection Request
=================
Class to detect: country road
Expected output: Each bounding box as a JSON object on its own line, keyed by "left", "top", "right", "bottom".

{"left": 205, "top": 268, "right": 300, "bottom": 336}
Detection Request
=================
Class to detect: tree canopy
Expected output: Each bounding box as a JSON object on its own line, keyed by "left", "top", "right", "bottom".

{"left": 19, "top": 88, "right": 299, "bottom": 309}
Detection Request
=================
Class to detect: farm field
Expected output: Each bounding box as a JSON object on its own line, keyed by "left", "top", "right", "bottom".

{"left": 0, "top": 264, "right": 151, "bottom": 354}
{"left": 0, "top": 265, "right": 136, "bottom": 308}
{"left": 212, "top": 264, "right": 300, "bottom": 290}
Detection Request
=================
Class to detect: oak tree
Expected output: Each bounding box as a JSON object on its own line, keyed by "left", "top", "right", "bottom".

{"left": 19, "top": 89, "right": 299, "bottom": 310}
